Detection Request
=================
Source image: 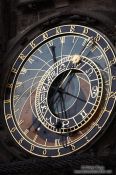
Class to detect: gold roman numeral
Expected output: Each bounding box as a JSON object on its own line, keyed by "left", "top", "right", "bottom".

{"left": 33, "top": 134, "right": 38, "bottom": 142}
{"left": 55, "top": 139, "right": 61, "bottom": 146}
{"left": 60, "top": 36, "right": 65, "bottom": 44}
{"left": 24, "top": 129, "right": 29, "bottom": 135}
{"left": 18, "top": 120, "right": 24, "bottom": 126}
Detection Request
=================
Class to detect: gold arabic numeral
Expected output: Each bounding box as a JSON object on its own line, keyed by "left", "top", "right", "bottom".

{"left": 4, "top": 99, "right": 10, "bottom": 103}
{"left": 96, "top": 123, "right": 102, "bottom": 130}
{"left": 43, "top": 149, "right": 47, "bottom": 155}
{"left": 70, "top": 25, "right": 76, "bottom": 32}
{"left": 20, "top": 67, "right": 27, "bottom": 74}
{"left": 33, "top": 134, "right": 38, "bottom": 142}
{"left": 94, "top": 34, "right": 101, "bottom": 43}
{"left": 30, "top": 144, "right": 35, "bottom": 152}
{"left": 11, "top": 127, "right": 17, "bottom": 133}
{"left": 15, "top": 81, "right": 22, "bottom": 88}
{"left": 56, "top": 26, "right": 61, "bottom": 34}
{"left": 18, "top": 137, "right": 24, "bottom": 144}
{"left": 5, "top": 114, "right": 12, "bottom": 120}
{"left": 44, "top": 139, "right": 48, "bottom": 146}
{"left": 28, "top": 57, "right": 34, "bottom": 64}
{"left": 83, "top": 27, "right": 88, "bottom": 34}
{"left": 11, "top": 67, "right": 17, "bottom": 74}
{"left": 57, "top": 149, "right": 61, "bottom": 156}
{"left": 55, "top": 139, "right": 61, "bottom": 146}
{"left": 43, "top": 32, "right": 49, "bottom": 40}
{"left": 7, "top": 83, "right": 13, "bottom": 88}
{"left": 104, "top": 46, "right": 110, "bottom": 52}
{"left": 30, "top": 41, "right": 36, "bottom": 49}
{"left": 71, "top": 144, "right": 75, "bottom": 151}
{"left": 18, "top": 53, "right": 26, "bottom": 61}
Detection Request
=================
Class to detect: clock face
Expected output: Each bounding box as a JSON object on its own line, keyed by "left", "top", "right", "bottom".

{"left": 4, "top": 25, "right": 116, "bottom": 157}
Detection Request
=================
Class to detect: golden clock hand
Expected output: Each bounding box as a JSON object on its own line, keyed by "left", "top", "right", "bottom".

{"left": 80, "top": 37, "right": 93, "bottom": 56}
{"left": 59, "top": 70, "right": 72, "bottom": 88}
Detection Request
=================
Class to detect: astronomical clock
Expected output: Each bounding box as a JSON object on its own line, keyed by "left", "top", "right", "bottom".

{"left": 1, "top": 0, "right": 116, "bottom": 160}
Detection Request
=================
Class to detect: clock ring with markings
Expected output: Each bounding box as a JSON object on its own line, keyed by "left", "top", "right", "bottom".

{"left": 4, "top": 25, "right": 116, "bottom": 157}
{"left": 35, "top": 55, "right": 103, "bottom": 133}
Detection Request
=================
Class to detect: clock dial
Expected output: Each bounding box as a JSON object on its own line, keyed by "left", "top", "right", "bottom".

{"left": 4, "top": 25, "right": 116, "bottom": 157}
{"left": 35, "top": 56, "right": 103, "bottom": 133}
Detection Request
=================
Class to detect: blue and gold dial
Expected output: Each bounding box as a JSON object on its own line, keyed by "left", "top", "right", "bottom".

{"left": 4, "top": 25, "right": 116, "bottom": 157}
